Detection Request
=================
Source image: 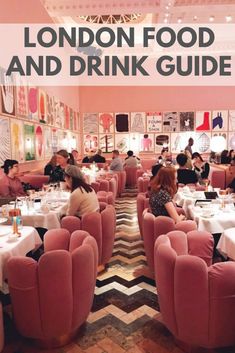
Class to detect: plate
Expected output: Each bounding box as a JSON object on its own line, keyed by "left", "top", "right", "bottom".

{"left": 0, "top": 228, "right": 11, "bottom": 236}
{"left": 0, "top": 218, "right": 8, "bottom": 224}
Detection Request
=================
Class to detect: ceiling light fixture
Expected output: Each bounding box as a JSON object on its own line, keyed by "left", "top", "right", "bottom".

{"left": 209, "top": 16, "right": 215, "bottom": 22}
{"left": 177, "top": 17, "right": 182, "bottom": 23}
{"left": 193, "top": 15, "right": 198, "bottom": 21}
{"left": 226, "top": 15, "right": 232, "bottom": 22}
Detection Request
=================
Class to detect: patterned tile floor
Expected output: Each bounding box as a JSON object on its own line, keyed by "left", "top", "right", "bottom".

{"left": 2, "top": 190, "right": 235, "bottom": 353}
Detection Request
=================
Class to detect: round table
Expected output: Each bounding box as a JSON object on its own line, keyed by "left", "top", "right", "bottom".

{"left": 217, "top": 228, "right": 235, "bottom": 260}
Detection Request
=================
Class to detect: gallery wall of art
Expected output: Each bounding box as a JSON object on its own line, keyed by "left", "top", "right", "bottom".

{"left": 79, "top": 86, "right": 235, "bottom": 156}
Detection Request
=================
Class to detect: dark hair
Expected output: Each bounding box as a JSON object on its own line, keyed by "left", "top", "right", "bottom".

{"left": 151, "top": 167, "right": 177, "bottom": 198}
{"left": 112, "top": 150, "right": 119, "bottom": 155}
{"left": 68, "top": 153, "right": 76, "bottom": 165}
{"left": 176, "top": 153, "right": 188, "bottom": 167}
{"left": 161, "top": 147, "right": 168, "bottom": 154}
{"left": 65, "top": 174, "right": 93, "bottom": 193}
{"left": 229, "top": 150, "right": 234, "bottom": 159}
{"left": 192, "top": 152, "right": 203, "bottom": 162}
{"left": 127, "top": 150, "right": 134, "bottom": 157}
{"left": 151, "top": 164, "right": 163, "bottom": 178}
{"left": 48, "top": 155, "right": 57, "bottom": 167}
{"left": 57, "top": 149, "right": 69, "bottom": 159}
{"left": 1, "top": 159, "right": 19, "bottom": 175}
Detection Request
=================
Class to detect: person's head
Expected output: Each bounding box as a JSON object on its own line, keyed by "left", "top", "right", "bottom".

{"left": 56, "top": 150, "right": 69, "bottom": 168}
{"left": 48, "top": 155, "right": 57, "bottom": 167}
{"left": 229, "top": 149, "right": 235, "bottom": 159}
{"left": 1, "top": 159, "right": 19, "bottom": 177}
{"left": 188, "top": 138, "right": 194, "bottom": 146}
{"left": 64, "top": 165, "right": 93, "bottom": 193}
{"left": 192, "top": 152, "right": 203, "bottom": 163}
{"left": 151, "top": 163, "right": 163, "bottom": 178}
{"left": 161, "top": 147, "right": 168, "bottom": 157}
{"left": 127, "top": 150, "right": 134, "bottom": 157}
{"left": 71, "top": 150, "right": 79, "bottom": 160}
{"left": 97, "top": 149, "right": 102, "bottom": 156}
{"left": 151, "top": 166, "right": 177, "bottom": 198}
{"left": 112, "top": 150, "right": 119, "bottom": 159}
{"left": 176, "top": 153, "right": 188, "bottom": 167}
{"left": 68, "top": 153, "right": 75, "bottom": 165}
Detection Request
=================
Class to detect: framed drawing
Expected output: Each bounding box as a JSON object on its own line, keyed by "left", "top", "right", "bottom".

{"left": 195, "top": 111, "right": 211, "bottom": 131}
{"left": 171, "top": 132, "right": 195, "bottom": 154}
{"left": 140, "top": 133, "right": 154, "bottom": 152}
{"left": 99, "top": 112, "right": 114, "bottom": 133}
{"left": 38, "top": 89, "right": 47, "bottom": 124}
{"left": 163, "top": 112, "right": 178, "bottom": 132}
{"left": 130, "top": 112, "right": 146, "bottom": 132}
{"left": 84, "top": 134, "right": 98, "bottom": 153}
{"left": 228, "top": 132, "right": 235, "bottom": 150}
{"left": 64, "top": 105, "right": 70, "bottom": 130}
{"left": 146, "top": 112, "right": 162, "bottom": 133}
{"left": 0, "top": 116, "right": 11, "bottom": 165}
{"left": 115, "top": 134, "right": 130, "bottom": 153}
{"left": 179, "top": 112, "right": 195, "bottom": 132}
{"left": 229, "top": 110, "right": 235, "bottom": 131}
{"left": 212, "top": 110, "right": 228, "bottom": 131}
{"left": 54, "top": 97, "right": 61, "bottom": 128}
{"left": 15, "top": 75, "right": 28, "bottom": 118}
{"left": 11, "top": 119, "right": 24, "bottom": 162}
{"left": 35, "top": 125, "right": 44, "bottom": 160}
{"left": 69, "top": 108, "right": 74, "bottom": 131}
{"left": 46, "top": 94, "right": 54, "bottom": 126}
{"left": 51, "top": 128, "right": 59, "bottom": 153}
{"left": 0, "top": 68, "right": 16, "bottom": 117}
{"left": 212, "top": 132, "right": 227, "bottom": 148}
{"left": 129, "top": 133, "right": 140, "bottom": 153}
{"left": 44, "top": 126, "right": 52, "bottom": 159}
{"left": 195, "top": 132, "right": 211, "bottom": 153}
{"left": 83, "top": 113, "right": 99, "bottom": 134}
{"left": 28, "top": 86, "right": 38, "bottom": 121}
{"left": 24, "top": 124, "right": 35, "bottom": 161}
{"left": 115, "top": 113, "right": 129, "bottom": 133}
{"left": 99, "top": 134, "right": 114, "bottom": 153}
{"left": 155, "top": 133, "right": 170, "bottom": 153}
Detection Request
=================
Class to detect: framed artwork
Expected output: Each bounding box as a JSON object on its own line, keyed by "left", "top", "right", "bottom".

{"left": 0, "top": 117, "right": 11, "bottom": 165}
{"left": 179, "top": 112, "right": 195, "bottom": 132}
{"left": 212, "top": 110, "right": 228, "bottom": 131}
{"left": 171, "top": 132, "right": 195, "bottom": 154}
{"left": 229, "top": 110, "right": 235, "bottom": 131}
{"left": 46, "top": 94, "right": 54, "bottom": 126}
{"left": 64, "top": 105, "right": 70, "bottom": 130}
{"left": 44, "top": 126, "right": 52, "bottom": 159}
{"left": 15, "top": 75, "right": 28, "bottom": 118}
{"left": 35, "top": 125, "right": 44, "bottom": 160}
{"left": 69, "top": 132, "right": 78, "bottom": 151}
{"left": 146, "top": 112, "right": 162, "bottom": 133}
{"left": 130, "top": 112, "right": 146, "bottom": 132}
{"left": 84, "top": 134, "right": 98, "bottom": 153}
{"left": 129, "top": 133, "right": 140, "bottom": 153}
{"left": 140, "top": 133, "right": 154, "bottom": 152}
{"left": 228, "top": 132, "right": 235, "bottom": 150}
{"left": 155, "top": 133, "right": 170, "bottom": 153}
{"left": 54, "top": 97, "right": 61, "bottom": 128}
{"left": 195, "top": 111, "right": 211, "bottom": 131}
{"left": 195, "top": 132, "right": 211, "bottom": 153}
{"left": 69, "top": 108, "right": 74, "bottom": 131}
{"left": 99, "top": 112, "right": 114, "bottom": 133}
{"left": 74, "top": 111, "right": 79, "bottom": 132}
{"left": 57, "top": 130, "right": 66, "bottom": 150}
{"left": 60, "top": 103, "right": 65, "bottom": 129}
{"left": 28, "top": 86, "right": 38, "bottom": 121}
{"left": 163, "top": 112, "right": 178, "bottom": 132}
{"left": 38, "top": 89, "right": 47, "bottom": 124}
{"left": 11, "top": 119, "right": 24, "bottom": 162}
{"left": 0, "top": 68, "right": 16, "bottom": 116}
{"left": 99, "top": 134, "right": 114, "bottom": 153}
{"left": 115, "top": 113, "right": 129, "bottom": 133}
{"left": 51, "top": 128, "right": 59, "bottom": 153}
{"left": 115, "top": 134, "right": 130, "bottom": 153}
{"left": 83, "top": 113, "right": 99, "bottom": 134}
{"left": 24, "top": 124, "right": 35, "bottom": 161}
{"left": 212, "top": 132, "right": 227, "bottom": 148}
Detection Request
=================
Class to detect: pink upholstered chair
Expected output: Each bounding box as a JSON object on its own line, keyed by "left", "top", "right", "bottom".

{"left": 19, "top": 175, "right": 49, "bottom": 189}
{"left": 154, "top": 230, "right": 235, "bottom": 350}
{"left": 61, "top": 204, "right": 116, "bottom": 266}
{"left": 97, "top": 191, "right": 115, "bottom": 206}
{"left": 137, "top": 193, "right": 150, "bottom": 237}
{"left": 124, "top": 167, "right": 138, "bottom": 188}
{"left": 7, "top": 232, "right": 98, "bottom": 347}
{"left": 210, "top": 170, "right": 225, "bottom": 189}
{"left": 142, "top": 210, "right": 197, "bottom": 272}
{"left": 115, "top": 171, "right": 126, "bottom": 196}
{"left": 137, "top": 177, "right": 150, "bottom": 193}
{"left": 136, "top": 169, "right": 144, "bottom": 179}
{"left": 0, "top": 303, "right": 3, "bottom": 352}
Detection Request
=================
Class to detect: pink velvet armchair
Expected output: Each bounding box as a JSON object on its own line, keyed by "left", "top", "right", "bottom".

{"left": 7, "top": 231, "right": 98, "bottom": 347}
{"left": 142, "top": 210, "right": 197, "bottom": 272}
{"left": 154, "top": 230, "right": 235, "bottom": 350}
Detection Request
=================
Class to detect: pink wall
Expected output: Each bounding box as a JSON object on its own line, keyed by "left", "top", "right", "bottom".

{"left": 79, "top": 86, "right": 235, "bottom": 112}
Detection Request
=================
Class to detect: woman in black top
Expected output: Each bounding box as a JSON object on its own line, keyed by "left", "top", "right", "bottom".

{"left": 221, "top": 150, "right": 230, "bottom": 164}
{"left": 192, "top": 152, "right": 210, "bottom": 184}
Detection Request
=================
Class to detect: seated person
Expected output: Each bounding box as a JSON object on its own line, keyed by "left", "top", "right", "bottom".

{"left": 44, "top": 155, "right": 57, "bottom": 180}
{"left": 151, "top": 163, "right": 163, "bottom": 180}
{"left": 61, "top": 165, "right": 99, "bottom": 218}
{"left": 123, "top": 150, "right": 140, "bottom": 168}
{"left": 0, "top": 159, "right": 25, "bottom": 198}
{"left": 176, "top": 153, "right": 198, "bottom": 185}
{"left": 221, "top": 149, "right": 230, "bottom": 164}
{"left": 228, "top": 178, "right": 235, "bottom": 193}
{"left": 110, "top": 150, "right": 123, "bottom": 171}
{"left": 158, "top": 148, "right": 172, "bottom": 165}
{"left": 71, "top": 149, "right": 79, "bottom": 162}
{"left": 89, "top": 149, "right": 106, "bottom": 163}
{"left": 192, "top": 152, "right": 210, "bottom": 184}
{"left": 229, "top": 149, "right": 235, "bottom": 166}
{"left": 149, "top": 166, "right": 185, "bottom": 223}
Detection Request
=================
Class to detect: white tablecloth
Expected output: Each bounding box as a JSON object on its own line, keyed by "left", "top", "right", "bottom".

{"left": 174, "top": 191, "right": 205, "bottom": 218}
{"left": 0, "top": 226, "right": 42, "bottom": 286}
{"left": 188, "top": 205, "right": 235, "bottom": 233}
{"left": 217, "top": 228, "right": 235, "bottom": 260}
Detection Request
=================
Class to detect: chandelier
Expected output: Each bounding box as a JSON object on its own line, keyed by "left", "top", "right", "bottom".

{"left": 78, "top": 14, "right": 143, "bottom": 24}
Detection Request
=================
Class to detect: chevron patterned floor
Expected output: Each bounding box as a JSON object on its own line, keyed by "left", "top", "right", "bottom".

{"left": 3, "top": 190, "right": 235, "bottom": 353}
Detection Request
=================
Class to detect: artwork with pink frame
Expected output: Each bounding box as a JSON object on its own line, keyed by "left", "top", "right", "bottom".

{"left": 146, "top": 112, "right": 162, "bottom": 133}
{"left": 11, "top": 119, "right": 24, "bottom": 162}
{"left": 28, "top": 86, "right": 38, "bottom": 121}
{"left": 35, "top": 125, "right": 44, "bottom": 160}
{"left": 38, "top": 89, "right": 47, "bottom": 124}
{"left": 99, "top": 112, "right": 114, "bottom": 133}
{"left": 15, "top": 75, "right": 28, "bottom": 118}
